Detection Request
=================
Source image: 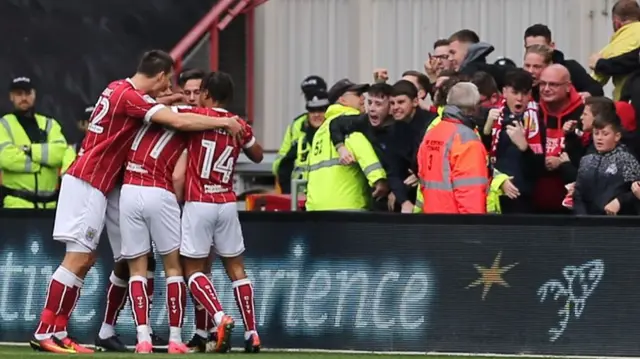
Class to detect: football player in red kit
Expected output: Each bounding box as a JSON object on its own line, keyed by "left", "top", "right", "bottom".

{"left": 29, "top": 50, "right": 244, "bottom": 354}
{"left": 173, "top": 71, "right": 263, "bottom": 353}
{"left": 118, "top": 87, "right": 194, "bottom": 353}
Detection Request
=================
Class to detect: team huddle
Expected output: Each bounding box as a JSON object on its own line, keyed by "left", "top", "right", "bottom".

{"left": 28, "top": 50, "right": 263, "bottom": 354}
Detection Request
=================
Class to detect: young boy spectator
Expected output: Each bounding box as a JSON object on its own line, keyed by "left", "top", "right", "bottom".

{"left": 573, "top": 113, "right": 640, "bottom": 215}
{"left": 487, "top": 69, "right": 545, "bottom": 213}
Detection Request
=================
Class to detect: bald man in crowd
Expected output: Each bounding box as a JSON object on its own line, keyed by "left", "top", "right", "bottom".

{"left": 533, "top": 64, "right": 586, "bottom": 214}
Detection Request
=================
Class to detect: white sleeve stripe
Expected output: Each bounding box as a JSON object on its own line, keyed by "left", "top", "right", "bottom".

{"left": 144, "top": 104, "right": 166, "bottom": 123}
{"left": 243, "top": 136, "right": 256, "bottom": 149}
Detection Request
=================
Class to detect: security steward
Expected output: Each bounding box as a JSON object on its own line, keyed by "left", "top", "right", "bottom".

{"left": 0, "top": 77, "right": 70, "bottom": 208}
{"left": 305, "top": 79, "right": 389, "bottom": 211}
{"left": 416, "top": 82, "right": 489, "bottom": 214}
{"left": 277, "top": 90, "right": 330, "bottom": 193}
{"left": 273, "top": 75, "right": 327, "bottom": 188}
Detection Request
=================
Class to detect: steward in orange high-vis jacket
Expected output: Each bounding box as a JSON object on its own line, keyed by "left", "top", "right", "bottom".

{"left": 417, "top": 83, "right": 489, "bottom": 214}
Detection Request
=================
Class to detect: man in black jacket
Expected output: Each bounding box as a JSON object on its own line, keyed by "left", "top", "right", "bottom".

{"left": 387, "top": 80, "right": 437, "bottom": 212}
{"left": 524, "top": 24, "right": 604, "bottom": 98}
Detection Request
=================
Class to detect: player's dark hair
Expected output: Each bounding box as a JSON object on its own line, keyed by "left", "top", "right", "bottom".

{"left": 177, "top": 68, "right": 205, "bottom": 88}
{"left": 201, "top": 71, "right": 234, "bottom": 106}
{"left": 136, "top": 50, "right": 174, "bottom": 77}
{"left": 502, "top": 68, "right": 534, "bottom": 93}
{"left": 367, "top": 83, "right": 393, "bottom": 98}
{"left": 470, "top": 71, "right": 499, "bottom": 98}
{"left": 433, "top": 39, "right": 450, "bottom": 49}
{"left": 524, "top": 24, "right": 552, "bottom": 43}
{"left": 391, "top": 79, "right": 418, "bottom": 99}
{"left": 448, "top": 29, "right": 480, "bottom": 44}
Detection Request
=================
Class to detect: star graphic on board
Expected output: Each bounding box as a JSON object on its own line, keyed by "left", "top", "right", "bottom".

{"left": 465, "top": 251, "right": 518, "bottom": 301}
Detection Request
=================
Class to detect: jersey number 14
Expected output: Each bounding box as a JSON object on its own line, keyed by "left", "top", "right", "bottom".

{"left": 200, "top": 139, "right": 234, "bottom": 183}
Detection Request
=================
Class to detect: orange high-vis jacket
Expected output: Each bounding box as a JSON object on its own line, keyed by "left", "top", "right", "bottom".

{"left": 417, "top": 110, "right": 488, "bottom": 214}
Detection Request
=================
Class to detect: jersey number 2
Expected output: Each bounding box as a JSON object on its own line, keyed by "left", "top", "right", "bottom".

{"left": 88, "top": 97, "right": 109, "bottom": 134}
{"left": 201, "top": 139, "right": 234, "bottom": 183}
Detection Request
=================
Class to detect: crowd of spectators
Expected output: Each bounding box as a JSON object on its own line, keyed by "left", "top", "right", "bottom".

{"left": 274, "top": 0, "right": 640, "bottom": 215}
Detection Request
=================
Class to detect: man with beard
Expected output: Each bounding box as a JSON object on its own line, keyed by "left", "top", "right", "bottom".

{"left": 487, "top": 69, "right": 545, "bottom": 214}
{"left": 0, "top": 76, "right": 70, "bottom": 208}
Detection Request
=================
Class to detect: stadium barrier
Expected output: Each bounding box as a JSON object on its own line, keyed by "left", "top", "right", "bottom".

{"left": 0, "top": 210, "right": 637, "bottom": 356}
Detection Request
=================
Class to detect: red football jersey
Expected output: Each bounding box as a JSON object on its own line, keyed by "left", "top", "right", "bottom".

{"left": 182, "top": 107, "right": 255, "bottom": 203}
{"left": 67, "top": 78, "right": 165, "bottom": 194}
{"left": 123, "top": 122, "right": 187, "bottom": 193}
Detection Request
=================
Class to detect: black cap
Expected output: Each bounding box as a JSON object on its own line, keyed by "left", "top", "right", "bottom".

{"left": 9, "top": 76, "right": 34, "bottom": 92}
{"left": 327, "top": 78, "right": 369, "bottom": 104}
{"left": 494, "top": 57, "right": 517, "bottom": 68}
{"left": 305, "top": 90, "right": 330, "bottom": 112}
{"left": 301, "top": 75, "right": 327, "bottom": 98}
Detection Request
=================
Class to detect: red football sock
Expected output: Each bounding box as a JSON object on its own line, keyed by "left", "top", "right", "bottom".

{"left": 146, "top": 271, "right": 155, "bottom": 308}
{"left": 232, "top": 278, "right": 257, "bottom": 332}
{"left": 103, "top": 272, "right": 128, "bottom": 326}
{"left": 188, "top": 273, "right": 224, "bottom": 318}
{"left": 128, "top": 276, "right": 149, "bottom": 326}
{"left": 166, "top": 276, "right": 186, "bottom": 329}
{"left": 193, "top": 296, "right": 209, "bottom": 331}
{"left": 34, "top": 266, "right": 79, "bottom": 338}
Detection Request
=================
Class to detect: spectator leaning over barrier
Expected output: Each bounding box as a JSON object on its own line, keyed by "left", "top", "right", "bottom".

{"left": 486, "top": 69, "right": 545, "bottom": 214}
{"left": 276, "top": 90, "right": 330, "bottom": 194}
{"left": 573, "top": 111, "right": 640, "bottom": 215}
{"left": 329, "top": 83, "right": 395, "bottom": 212}
{"left": 305, "top": 82, "right": 388, "bottom": 211}
{"left": 0, "top": 76, "right": 70, "bottom": 208}
{"left": 416, "top": 82, "right": 488, "bottom": 214}
{"left": 524, "top": 24, "right": 603, "bottom": 99}
{"left": 533, "top": 64, "right": 585, "bottom": 214}
{"left": 273, "top": 75, "right": 327, "bottom": 184}
{"left": 386, "top": 80, "right": 437, "bottom": 213}
{"left": 589, "top": 0, "right": 640, "bottom": 100}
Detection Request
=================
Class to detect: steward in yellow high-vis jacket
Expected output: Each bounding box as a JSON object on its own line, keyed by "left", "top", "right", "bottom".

{"left": 276, "top": 91, "right": 330, "bottom": 193}
{"left": 0, "top": 77, "right": 70, "bottom": 208}
{"left": 306, "top": 79, "right": 389, "bottom": 210}
{"left": 273, "top": 75, "right": 327, "bottom": 181}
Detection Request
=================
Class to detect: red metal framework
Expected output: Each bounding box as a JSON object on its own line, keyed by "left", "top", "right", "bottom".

{"left": 170, "top": 0, "right": 269, "bottom": 124}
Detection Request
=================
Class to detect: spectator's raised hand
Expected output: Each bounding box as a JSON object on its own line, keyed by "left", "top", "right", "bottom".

{"left": 501, "top": 176, "right": 520, "bottom": 199}
{"left": 559, "top": 152, "right": 571, "bottom": 163}
{"left": 604, "top": 198, "right": 621, "bottom": 215}
{"left": 337, "top": 146, "right": 355, "bottom": 165}
{"left": 506, "top": 121, "right": 528, "bottom": 151}
{"left": 400, "top": 201, "right": 414, "bottom": 213}
{"left": 483, "top": 108, "right": 501, "bottom": 135}
{"left": 562, "top": 120, "right": 577, "bottom": 134}
{"left": 373, "top": 68, "right": 389, "bottom": 83}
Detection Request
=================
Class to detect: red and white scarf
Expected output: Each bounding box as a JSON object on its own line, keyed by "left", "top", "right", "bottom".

{"left": 489, "top": 99, "right": 543, "bottom": 163}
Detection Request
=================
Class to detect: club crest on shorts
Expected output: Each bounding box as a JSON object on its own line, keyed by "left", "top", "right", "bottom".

{"left": 85, "top": 227, "right": 98, "bottom": 242}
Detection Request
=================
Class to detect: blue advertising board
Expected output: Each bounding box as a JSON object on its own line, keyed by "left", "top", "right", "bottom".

{"left": 0, "top": 211, "right": 638, "bottom": 356}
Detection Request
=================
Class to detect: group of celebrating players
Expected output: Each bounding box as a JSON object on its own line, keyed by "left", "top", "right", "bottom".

{"left": 27, "top": 49, "right": 263, "bottom": 354}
